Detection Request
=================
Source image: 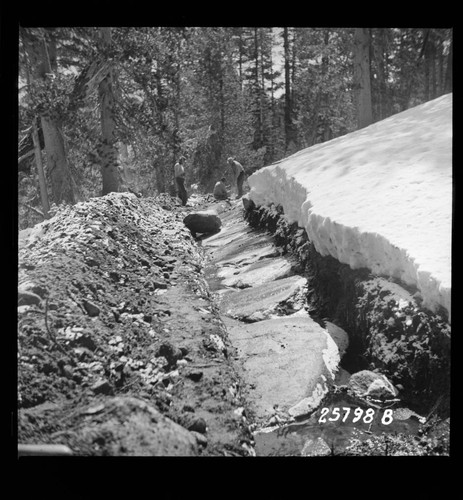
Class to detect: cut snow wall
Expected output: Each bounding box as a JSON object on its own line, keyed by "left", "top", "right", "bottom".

{"left": 248, "top": 95, "right": 452, "bottom": 321}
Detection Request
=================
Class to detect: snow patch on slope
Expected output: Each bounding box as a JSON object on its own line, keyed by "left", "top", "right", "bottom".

{"left": 248, "top": 94, "right": 452, "bottom": 319}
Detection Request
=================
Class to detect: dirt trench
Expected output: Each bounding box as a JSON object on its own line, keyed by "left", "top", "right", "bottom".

{"left": 15, "top": 191, "right": 450, "bottom": 458}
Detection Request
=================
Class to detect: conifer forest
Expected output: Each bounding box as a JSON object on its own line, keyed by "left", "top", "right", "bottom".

{"left": 18, "top": 27, "right": 453, "bottom": 228}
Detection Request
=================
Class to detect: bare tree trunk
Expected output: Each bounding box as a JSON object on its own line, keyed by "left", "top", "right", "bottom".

{"left": 283, "top": 27, "right": 296, "bottom": 151}
{"left": 31, "top": 118, "right": 50, "bottom": 218}
{"left": 27, "top": 31, "right": 75, "bottom": 205}
{"left": 353, "top": 28, "right": 373, "bottom": 129}
{"left": 254, "top": 28, "right": 264, "bottom": 147}
{"left": 238, "top": 30, "right": 244, "bottom": 90}
{"left": 98, "top": 27, "right": 120, "bottom": 195}
{"left": 444, "top": 39, "right": 452, "bottom": 93}
{"left": 40, "top": 117, "right": 75, "bottom": 204}
{"left": 321, "top": 29, "right": 331, "bottom": 142}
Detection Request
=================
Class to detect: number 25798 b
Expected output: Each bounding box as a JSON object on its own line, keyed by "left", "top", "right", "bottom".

{"left": 318, "top": 407, "right": 393, "bottom": 425}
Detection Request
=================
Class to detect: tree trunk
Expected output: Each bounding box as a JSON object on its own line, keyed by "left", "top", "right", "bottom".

{"left": 268, "top": 41, "right": 276, "bottom": 161}
{"left": 283, "top": 27, "right": 296, "bottom": 150}
{"left": 238, "top": 29, "right": 244, "bottom": 90}
{"left": 31, "top": 118, "right": 50, "bottom": 218}
{"left": 254, "top": 28, "right": 264, "bottom": 148}
{"left": 259, "top": 29, "right": 267, "bottom": 148}
{"left": 98, "top": 27, "right": 120, "bottom": 195}
{"left": 321, "top": 30, "right": 331, "bottom": 142}
{"left": 353, "top": 28, "right": 373, "bottom": 129}
{"left": 40, "top": 116, "right": 75, "bottom": 204}
{"left": 25, "top": 31, "right": 75, "bottom": 205}
{"left": 444, "top": 39, "right": 452, "bottom": 93}
{"left": 372, "top": 28, "right": 389, "bottom": 120}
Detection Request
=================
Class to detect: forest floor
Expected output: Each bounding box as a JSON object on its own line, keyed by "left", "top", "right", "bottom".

{"left": 17, "top": 192, "right": 255, "bottom": 457}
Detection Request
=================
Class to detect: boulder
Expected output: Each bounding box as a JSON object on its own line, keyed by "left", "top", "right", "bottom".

{"left": 219, "top": 275, "right": 307, "bottom": 321}
{"left": 223, "top": 311, "right": 341, "bottom": 422}
{"left": 301, "top": 437, "right": 331, "bottom": 457}
{"left": 348, "top": 370, "right": 398, "bottom": 400}
{"left": 77, "top": 397, "right": 198, "bottom": 456}
{"left": 183, "top": 210, "right": 222, "bottom": 236}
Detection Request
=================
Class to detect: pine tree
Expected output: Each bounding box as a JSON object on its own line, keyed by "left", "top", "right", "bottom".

{"left": 98, "top": 27, "right": 120, "bottom": 195}
{"left": 353, "top": 28, "right": 373, "bottom": 129}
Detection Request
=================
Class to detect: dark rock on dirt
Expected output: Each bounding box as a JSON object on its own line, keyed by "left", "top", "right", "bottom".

{"left": 183, "top": 414, "right": 208, "bottom": 434}
{"left": 82, "top": 299, "right": 101, "bottom": 317}
{"left": 156, "top": 342, "right": 183, "bottom": 367}
{"left": 186, "top": 370, "right": 203, "bottom": 382}
{"left": 91, "top": 379, "right": 114, "bottom": 395}
{"left": 183, "top": 210, "right": 222, "bottom": 236}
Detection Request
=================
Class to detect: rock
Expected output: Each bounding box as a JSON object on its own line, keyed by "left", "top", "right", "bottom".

{"left": 156, "top": 342, "right": 183, "bottom": 367}
{"left": 40, "top": 361, "right": 57, "bottom": 375}
{"left": 179, "top": 346, "right": 189, "bottom": 357}
{"left": 185, "top": 416, "right": 207, "bottom": 434}
{"left": 186, "top": 370, "right": 203, "bottom": 382}
{"left": 220, "top": 275, "right": 307, "bottom": 322}
{"left": 18, "top": 282, "right": 46, "bottom": 306}
{"left": 61, "top": 364, "right": 74, "bottom": 379}
{"left": 190, "top": 431, "right": 208, "bottom": 447}
{"left": 334, "top": 367, "right": 351, "bottom": 386}
{"left": 82, "top": 299, "right": 101, "bottom": 317}
{"left": 219, "top": 257, "right": 293, "bottom": 289}
{"left": 365, "top": 378, "right": 397, "bottom": 399}
{"left": 183, "top": 210, "right": 222, "bottom": 236}
{"left": 348, "top": 370, "right": 398, "bottom": 399}
{"left": 152, "top": 280, "right": 168, "bottom": 289}
{"left": 301, "top": 437, "right": 331, "bottom": 457}
{"left": 222, "top": 312, "right": 341, "bottom": 422}
{"left": 18, "top": 281, "right": 48, "bottom": 299}
{"left": 91, "top": 379, "right": 114, "bottom": 395}
{"left": 70, "top": 332, "right": 97, "bottom": 351}
{"left": 18, "top": 291, "right": 42, "bottom": 306}
{"left": 324, "top": 322, "right": 349, "bottom": 357}
{"left": 393, "top": 407, "right": 425, "bottom": 422}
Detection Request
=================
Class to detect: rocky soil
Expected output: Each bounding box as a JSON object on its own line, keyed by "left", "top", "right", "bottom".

{"left": 17, "top": 192, "right": 254, "bottom": 457}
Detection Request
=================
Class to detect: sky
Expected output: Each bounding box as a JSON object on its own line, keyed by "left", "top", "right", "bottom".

{"left": 247, "top": 93, "right": 452, "bottom": 320}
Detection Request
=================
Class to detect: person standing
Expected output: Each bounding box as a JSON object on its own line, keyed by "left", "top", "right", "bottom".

{"left": 174, "top": 156, "right": 188, "bottom": 206}
{"left": 227, "top": 157, "right": 245, "bottom": 198}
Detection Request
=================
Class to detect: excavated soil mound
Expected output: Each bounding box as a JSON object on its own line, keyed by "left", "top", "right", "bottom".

{"left": 17, "top": 192, "right": 254, "bottom": 457}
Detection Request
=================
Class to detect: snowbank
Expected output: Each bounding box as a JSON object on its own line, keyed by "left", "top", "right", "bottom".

{"left": 248, "top": 94, "right": 452, "bottom": 319}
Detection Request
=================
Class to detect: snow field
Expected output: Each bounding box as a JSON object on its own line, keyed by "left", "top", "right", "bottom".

{"left": 248, "top": 94, "right": 452, "bottom": 319}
